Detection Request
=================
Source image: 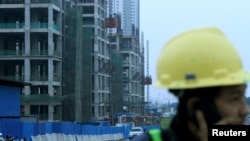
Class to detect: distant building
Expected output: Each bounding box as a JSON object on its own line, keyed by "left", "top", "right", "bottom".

{"left": 107, "top": 0, "right": 144, "bottom": 115}
{"left": 108, "top": 0, "right": 140, "bottom": 37}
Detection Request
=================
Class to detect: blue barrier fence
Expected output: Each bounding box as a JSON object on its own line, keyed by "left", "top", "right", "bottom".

{"left": 0, "top": 121, "right": 129, "bottom": 141}
{"left": 0, "top": 120, "right": 160, "bottom": 141}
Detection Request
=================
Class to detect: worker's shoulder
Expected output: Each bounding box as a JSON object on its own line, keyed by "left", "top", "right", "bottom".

{"left": 130, "top": 132, "right": 152, "bottom": 141}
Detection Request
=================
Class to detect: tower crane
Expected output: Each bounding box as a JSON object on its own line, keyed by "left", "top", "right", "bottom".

{"left": 145, "top": 40, "right": 152, "bottom": 115}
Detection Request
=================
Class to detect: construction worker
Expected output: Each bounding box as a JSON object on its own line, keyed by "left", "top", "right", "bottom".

{"left": 131, "top": 27, "right": 250, "bottom": 141}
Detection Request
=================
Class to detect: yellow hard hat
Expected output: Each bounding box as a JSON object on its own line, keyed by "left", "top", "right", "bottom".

{"left": 155, "top": 27, "right": 250, "bottom": 89}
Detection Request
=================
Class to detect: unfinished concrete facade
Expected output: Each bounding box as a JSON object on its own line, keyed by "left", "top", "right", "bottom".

{"left": 0, "top": 0, "right": 144, "bottom": 122}
{"left": 77, "top": 0, "right": 112, "bottom": 120}
{"left": 0, "top": 0, "right": 63, "bottom": 121}
{"left": 107, "top": 0, "right": 144, "bottom": 115}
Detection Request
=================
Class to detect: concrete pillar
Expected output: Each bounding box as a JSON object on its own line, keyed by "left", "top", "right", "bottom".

{"left": 24, "top": 105, "right": 30, "bottom": 115}
{"left": 25, "top": 0, "right": 30, "bottom": 4}
{"left": 23, "top": 59, "right": 30, "bottom": 119}
{"left": 24, "top": 59, "right": 30, "bottom": 82}
{"left": 24, "top": 59, "right": 30, "bottom": 94}
{"left": 48, "top": 105, "right": 53, "bottom": 121}
{"left": 48, "top": 5, "right": 53, "bottom": 29}
{"left": 94, "top": 74, "right": 99, "bottom": 118}
{"left": 48, "top": 59, "right": 53, "bottom": 95}
{"left": 48, "top": 5, "right": 53, "bottom": 56}
{"left": 24, "top": 1, "right": 30, "bottom": 55}
{"left": 48, "top": 58, "right": 54, "bottom": 121}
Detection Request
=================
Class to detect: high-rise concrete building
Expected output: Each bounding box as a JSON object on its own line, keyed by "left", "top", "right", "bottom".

{"left": 62, "top": 0, "right": 85, "bottom": 122}
{"left": 107, "top": 0, "right": 145, "bottom": 115}
{"left": 0, "top": 0, "right": 64, "bottom": 121}
{"left": 123, "top": 0, "right": 140, "bottom": 37}
{"left": 0, "top": 0, "right": 144, "bottom": 122}
{"left": 108, "top": 0, "right": 140, "bottom": 37}
{"left": 75, "top": 0, "right": 112, "bottom": 121}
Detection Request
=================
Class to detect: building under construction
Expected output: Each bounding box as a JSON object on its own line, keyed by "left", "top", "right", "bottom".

{"left": 0, "top": 0, "right": 64, "bottom": 121}
{"left": 62, "top": 1, "right": 85, "bottom": 122}
{"left": 107, "top": 0, "right": 145, "bottom": 115}
{"left": 0, "top": 0, "right": 145, "bottom": 122}
{"left": 62, "top": 0, "right": 145, "bottom": 121}
{"left": 63, "top": 0, "right": 114, "bottom": 121}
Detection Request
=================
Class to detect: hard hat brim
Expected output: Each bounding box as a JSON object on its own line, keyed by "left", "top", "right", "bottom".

{"left": 154, "top": 70, "right": 250, "bottom": 89}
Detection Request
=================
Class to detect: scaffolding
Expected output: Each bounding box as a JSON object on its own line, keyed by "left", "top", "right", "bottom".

{"left": 62, "top": 1, "right": 84, "bottom": 122}
{"left": 111, "top": 50, "right": 123, "bottom": 116}
{"left": 81, "top": 26, "right": 92, "bottom": 121}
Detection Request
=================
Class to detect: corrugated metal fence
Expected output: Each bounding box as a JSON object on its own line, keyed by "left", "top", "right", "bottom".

{"left": 0, "top": 120, "right": 160, "bottom": 141}
{"left": 31, "top": 133, "right": 126, "bottom": 141}
{"left": 0, "top": 121, "right": 132, "bottom": 141}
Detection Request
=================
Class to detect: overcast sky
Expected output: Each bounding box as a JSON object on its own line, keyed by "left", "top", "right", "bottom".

{"left": 140, "top": 1, "right": 250, "bottom": 103}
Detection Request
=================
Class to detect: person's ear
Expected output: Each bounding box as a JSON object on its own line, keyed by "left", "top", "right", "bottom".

{"left": 186, "top": 97, "right": 199, "bottom": 110}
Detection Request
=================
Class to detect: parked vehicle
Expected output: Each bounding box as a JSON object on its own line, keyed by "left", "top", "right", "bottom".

{"left": 129, "top": 127, "right": 144, "bottom": 140}
{"left": 0, "top": 133, "right": 4, "bottom": 141}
